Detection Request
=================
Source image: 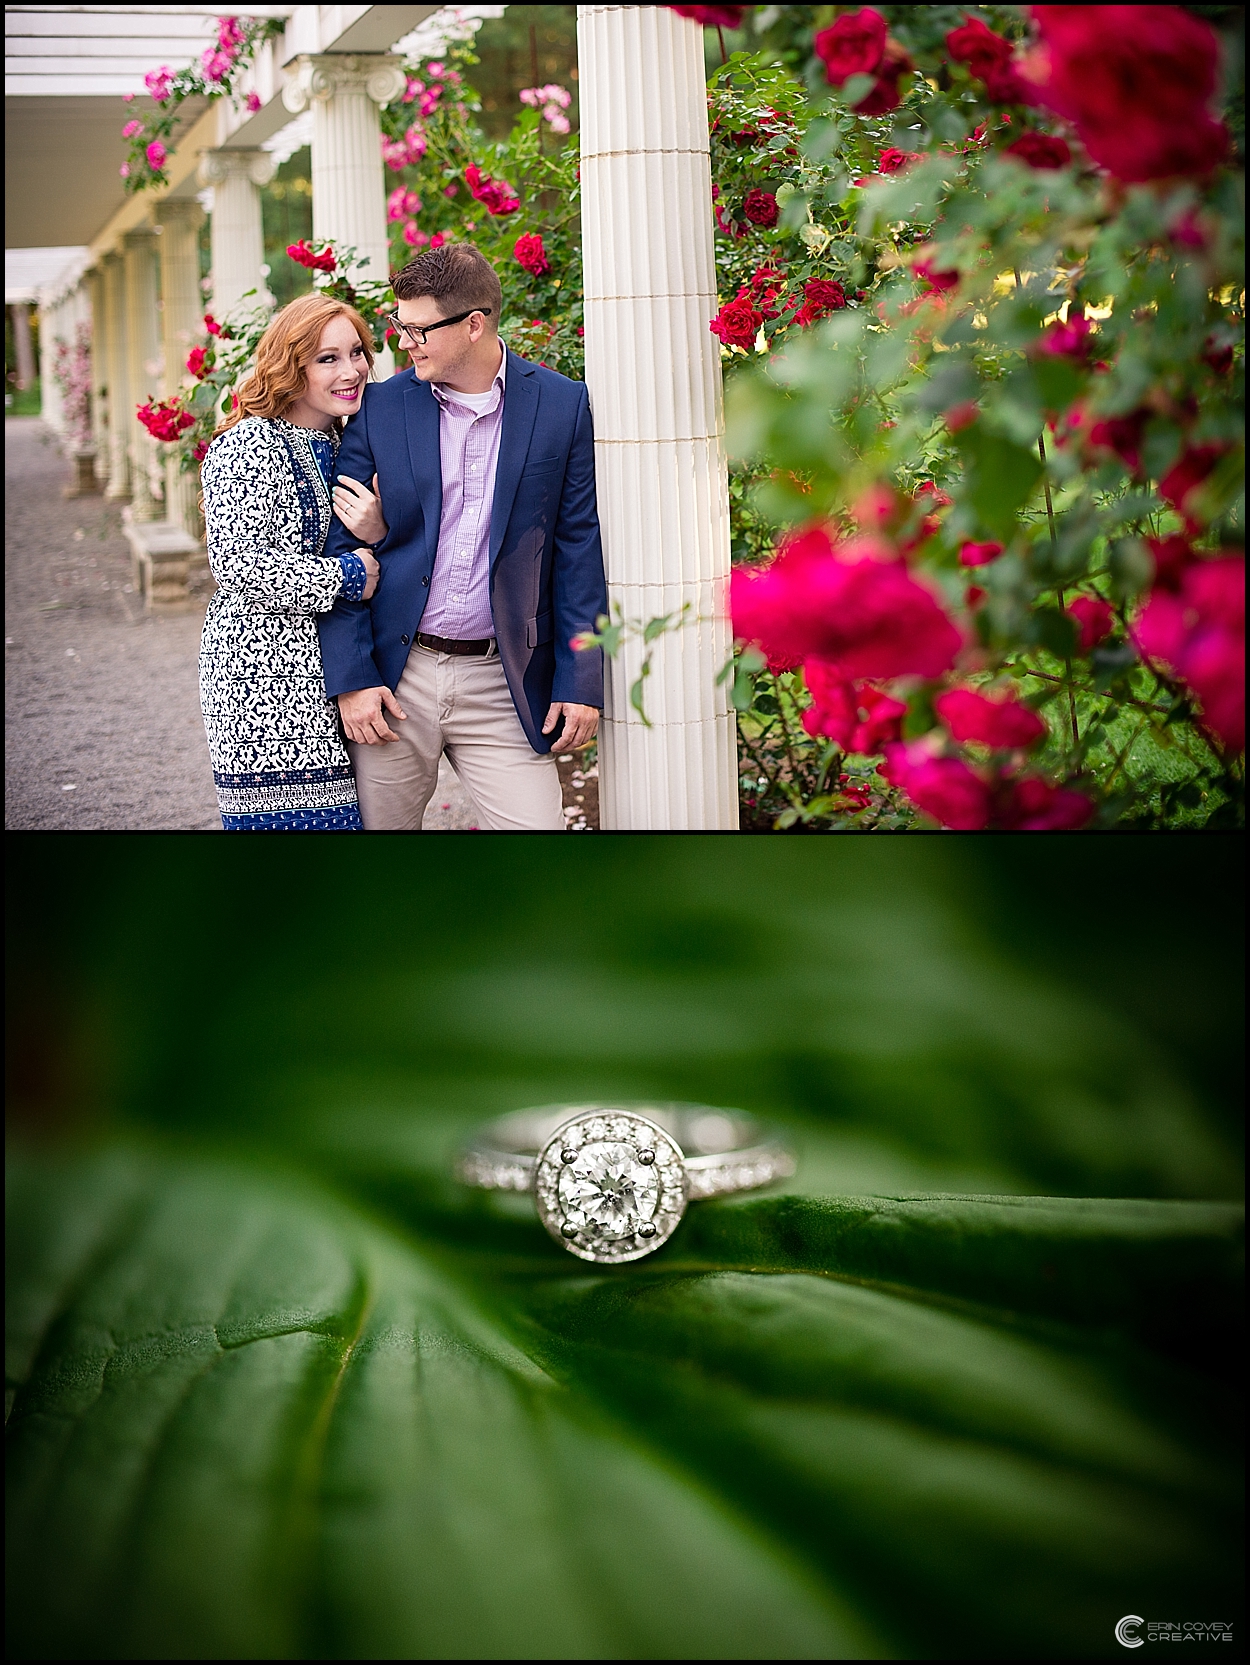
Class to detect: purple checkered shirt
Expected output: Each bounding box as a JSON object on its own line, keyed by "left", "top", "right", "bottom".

{"left": 421, "top": 344, "right": 507, "bottom": 641}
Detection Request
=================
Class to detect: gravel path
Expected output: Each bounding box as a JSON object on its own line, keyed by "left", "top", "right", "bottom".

{"left": 3, "top": 418, "right": 481, "bottom": 831}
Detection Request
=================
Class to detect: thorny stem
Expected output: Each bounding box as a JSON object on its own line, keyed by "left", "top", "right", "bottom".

{"left": 1036, "top": 426, "right": 1080, "bottom": 750}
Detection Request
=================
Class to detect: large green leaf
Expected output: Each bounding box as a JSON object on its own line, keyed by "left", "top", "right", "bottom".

{"left": 6, "top": 1140, "right": 1241, "bottom": 1660}
{"left": 5, "top": 837, "right": 1244, "bottom": 1659}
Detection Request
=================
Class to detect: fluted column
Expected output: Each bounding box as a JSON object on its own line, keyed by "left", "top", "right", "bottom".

{"left": 284, "top": 53, "right": 406, "bottom": 287}
{"left": 122, "top": 226, "right": 162, "bottom": 522}
{"left": 157, "top": 199, "right": 206, "bottom": 535}
{"left": 198, "top": 147, "right": 275, "bottom": 319}
{"left": 578, "top": 5, "right": 737, "bottom": 829}
{"left": 39, "top": 298, "right": 64, "bottom": 432}
{"left": 85, "top": 269, "right": 108, "bottom": 484}
{"left": 100, "top": 252, "right": 130, "bottom": 500}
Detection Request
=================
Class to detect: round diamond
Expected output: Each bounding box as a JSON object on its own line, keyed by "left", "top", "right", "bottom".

{"left": 558, "top": 1141, "right": 660, "bottom": 1239}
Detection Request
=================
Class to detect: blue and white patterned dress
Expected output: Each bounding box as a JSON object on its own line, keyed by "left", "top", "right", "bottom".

{"left": 199, "top": 416, "right": 368, "bottom": 831}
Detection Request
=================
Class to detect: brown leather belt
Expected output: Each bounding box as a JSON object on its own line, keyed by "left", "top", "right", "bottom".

{"left": 416, "top": 632, "right": 494, "bottom": 656}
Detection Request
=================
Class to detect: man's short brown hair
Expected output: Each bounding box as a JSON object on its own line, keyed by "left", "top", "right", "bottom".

{"left": 391, "top": 243, "right": 503, "bottom": 324}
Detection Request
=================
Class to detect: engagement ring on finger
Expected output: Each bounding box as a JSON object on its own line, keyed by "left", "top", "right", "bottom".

{"left": 458, "top": 1103, "right": 796, "bottom": 1264}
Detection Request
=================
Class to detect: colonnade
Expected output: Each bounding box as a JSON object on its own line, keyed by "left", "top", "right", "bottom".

{"left": 32, "top": 9, "right": 737, "bottom": 828}
{"left": 37, "top": 51, "right": 405, "bottom": 536}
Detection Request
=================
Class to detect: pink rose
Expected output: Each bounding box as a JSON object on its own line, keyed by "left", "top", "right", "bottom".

{"left": 731, "top": 526, "right": 962, "bottom": 681}
{"left": 1135, "top": 556, "right": 1245, "bottom": 753}
{"left": 879, "top": 744, "right": 992, "bottom": 829}
{"left": 934, "top": 687, "right": 1046, "bottom": 749}
{"left": 145, "top": 141, "right": 167, "bottom": 171}
{"left": 1066, "top": 596, "right": 1115, "bottom": 654}
{"left": 122, "top": 119, "right": 143, "bottom": 140}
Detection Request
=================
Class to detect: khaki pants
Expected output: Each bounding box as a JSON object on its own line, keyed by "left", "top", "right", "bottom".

{"left": 349, "top": 642, "right": 564, "bottom": 831}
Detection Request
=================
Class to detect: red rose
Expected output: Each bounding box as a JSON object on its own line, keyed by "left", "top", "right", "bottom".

{"left": 1065, "top": 596, "right": 1116, "bottom": 654}
{"left": 731, "top": 526, "right": 963, "bottom": 681}
{"left": 287, "top": 239, "right": 336, "bottom": 273}
{"left": 191, "top": 439, "right": 210, "bottom": 463}
{"left": 203, "top": 314, "right": 222, "bottom": 337}
{"left": 709, "top": 292, "right": 763, "bottom": 350}
{"left": 185, "top": 346, "right": 209, "bottom": 379}
{"left": 913, "top": 257, "right": 959, "bottom": 294}
{"left": 814, "top": 10, "right": 911, "bottom": 114}
{"left": 935, "top": 687, "right": 1047, "bottom": 749}
{"left": 853, "top": 39, "right": 913, "bottom": 115}
{"left": 1026, "top": 5, "right": 1229, "bottom": 183}
{"left": 136, "top": 398, "right": 195, "bottom": 443}
{"left": 795, "top": 278, "right": 846, "bottom": 326}
{"left": 1146, "top": 534, "right": 1194, "bottom": 593}
{"left": 802, "top": 666, "right": 906, "bottom": 752}
{"left": 995, "top": 777, "right": 1096, "bottom": 830}
{"left": 1087, "top": 409, "right": 1150, "bottom": 473}
{"left": 814, "top": 7, "right": 887, "bottom": 83}
{"left": 1035, "top": 313, "right": 1092, "bottom": 360}
{"left": 513, "top": 233, "right": 550, "bottom": 277}
{"left": 668, "top": 5, "right": 745, "bottom": 25}
{"left": 1004, "top": 131, "right": 1071, "bottom": 170}
{"left": 876, "top": 147, "right": 918, "bottom": 175}
{"left": 742, "top": 189, "right": 779, "bottom": 228}
{"left": 947, "top": 17, "right": 1034, "bottom": 103}
{"left": 1134, "top": 555, "right": 1244, "bottom": 753}
{"left": 947, "top": 17, "right": 1013, "bottom": 81}
{"left": 958, "top": 540, "right": 1005, "bottom": 568}
{"left": 465, "top": 163, "right": 520, "bottom": 215}
{"left": 879, "top": 744, "right": 992, "bottom": 829}
{"left": 1159, "top": 444, "right": 1226, "bottom": 529}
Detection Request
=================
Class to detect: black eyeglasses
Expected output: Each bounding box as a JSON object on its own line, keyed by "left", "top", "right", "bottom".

{"left": 384, "top": 307, "right": 491, "bottom": 346}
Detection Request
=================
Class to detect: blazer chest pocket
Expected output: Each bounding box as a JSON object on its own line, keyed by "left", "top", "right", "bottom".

{"left": 524, "top": 453, "right": 562, "bottom": 476}
{"left": 526, "top": 611, "right": 554, "bottom": 649}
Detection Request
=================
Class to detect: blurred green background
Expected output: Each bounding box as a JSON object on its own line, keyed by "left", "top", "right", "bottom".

{"left": 5, "top": 835, "right": 1244, "bottom": 1660}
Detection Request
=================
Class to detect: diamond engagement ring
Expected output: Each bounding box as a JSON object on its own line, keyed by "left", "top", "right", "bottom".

{"left": 458, "top": 1102, "right": 797, "bottom": 1264}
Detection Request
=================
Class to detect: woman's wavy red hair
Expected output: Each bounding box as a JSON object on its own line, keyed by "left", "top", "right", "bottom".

{"left": 215, "top": 292, "right": 375, "bottom": 437}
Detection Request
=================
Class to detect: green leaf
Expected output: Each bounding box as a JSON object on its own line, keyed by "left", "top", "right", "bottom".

{"left": 7, "top": 1147, "right": 1240, "bottom": 1660}
{"left": 955, "top": 425, "right": 1045, "bottom": 541}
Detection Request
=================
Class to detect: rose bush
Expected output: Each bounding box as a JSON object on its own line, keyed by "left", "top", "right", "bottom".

{"left": 709, "top": 4, "right": 1243, "bottom": 830}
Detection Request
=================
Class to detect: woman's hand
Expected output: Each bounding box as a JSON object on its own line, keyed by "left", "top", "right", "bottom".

{"left": 355, "top": 548, "right": 381, "bottom": 601}
{"left": 334, "top": 472, "right": 388, "bottom": 544}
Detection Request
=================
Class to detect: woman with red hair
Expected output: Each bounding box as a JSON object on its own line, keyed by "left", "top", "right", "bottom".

{"left": 198, "top": 293, "right": 385, "bottom": 830}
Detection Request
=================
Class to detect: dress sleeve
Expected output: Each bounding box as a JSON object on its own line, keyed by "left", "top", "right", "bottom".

{"left": 200, "top": 426, "right": 345, "bottom": 614}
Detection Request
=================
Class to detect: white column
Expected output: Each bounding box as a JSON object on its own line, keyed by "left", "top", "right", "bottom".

{"left": 85, "top": 269, "right": 108, "bottom": 484}
{"left": 9, "top": 301, "right": 37, "bottom": 390}
{"left": 578, "top": 4, "right": 738, "bottom": 830}
{"left": 156, "top": 199, "right": 206, "bottom": 535}
{"left": 100, "top": 251, "right": 130, "bottom": 500}
{"left": 284, "top": 53, "right": 406, "bottom": 286}
{"left": 122, "top": 226, "right": 162, "bottom": 522}
{"left": 198, "top": 147, "right": 275, "bottom": 319}
{"left": 39, "top": 298, "right": 64, "bottom": 433}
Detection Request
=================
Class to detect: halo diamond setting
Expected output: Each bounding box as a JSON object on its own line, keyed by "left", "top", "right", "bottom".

{"left": 534, "top": 1112, "right": 687, "bottom": 1263}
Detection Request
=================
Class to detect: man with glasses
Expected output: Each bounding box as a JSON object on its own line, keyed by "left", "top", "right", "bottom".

{"left": 319, "top": 244, "right": 607, "bottom": 830}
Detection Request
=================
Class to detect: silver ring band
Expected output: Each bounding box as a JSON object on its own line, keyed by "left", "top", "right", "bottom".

{"left": 458, "top": 1102, "right": 796, "bottom": 1263}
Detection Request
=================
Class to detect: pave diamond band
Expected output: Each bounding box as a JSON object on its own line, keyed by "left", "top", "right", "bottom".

{"left": 459, "top": 1102, "right": 796, "bottom": 1264}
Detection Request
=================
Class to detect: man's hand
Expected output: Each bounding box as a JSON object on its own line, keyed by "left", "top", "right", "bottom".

{"left": 338, "top": 685, "right": 406, "bottom": 745}
{"left": 543, "top": 701, "right": 599, "bottom": 754}
{"left": 355, "top": 547, "right": 380, "bottom": 601}
{"left": 333, "top": 473, "right": 388, "bottom": 545}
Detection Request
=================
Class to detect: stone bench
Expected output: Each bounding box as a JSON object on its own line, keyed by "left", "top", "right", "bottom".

{"left": 122, "top": 514, "right": 204, "bottom": 614}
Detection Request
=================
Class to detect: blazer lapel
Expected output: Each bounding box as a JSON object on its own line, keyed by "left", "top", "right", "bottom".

{"left": 403, "top": 376, "right": 443, "bottom": 565}
{"left": 490, "top": 351, "right": 539, "bottom": 566}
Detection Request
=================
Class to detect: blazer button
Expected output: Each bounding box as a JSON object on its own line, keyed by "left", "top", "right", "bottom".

{"left": 401, "top": 633, "right": 410, "bottom": 646}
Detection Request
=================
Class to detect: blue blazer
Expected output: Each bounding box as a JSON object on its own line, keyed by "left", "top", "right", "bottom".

{"left": 319, "top": 350, "right": 607, "bottom": 753}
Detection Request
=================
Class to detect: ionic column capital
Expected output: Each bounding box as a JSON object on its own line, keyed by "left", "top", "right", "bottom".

{"left": 155, "top": 198, "right": 205, "bottom": 230}
{"left": 121, "top": 224, "right": 158, "bottom": 251}
{"left": 282, "top": 52, "right": 407, "bottom": 115}
{"left": 197, "top": 146, "right": 277, "bottom": 190}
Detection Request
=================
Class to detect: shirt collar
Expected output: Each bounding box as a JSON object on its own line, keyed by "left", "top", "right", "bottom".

{"left": 431, "top": 341, "right": 506, "bottom": 411}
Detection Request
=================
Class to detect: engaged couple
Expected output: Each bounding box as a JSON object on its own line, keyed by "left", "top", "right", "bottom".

{"left": 198, "top": 242, "right": 607, "bottom": 832}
